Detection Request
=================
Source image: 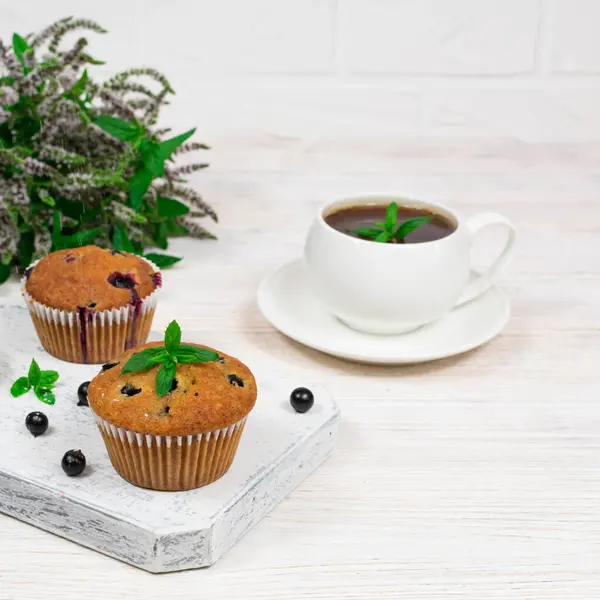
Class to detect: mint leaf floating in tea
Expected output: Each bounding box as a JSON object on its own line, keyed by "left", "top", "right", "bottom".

{"left": 385, "top": 201, "right": 398, "bottom": 232}
{"left": 10, "top": 359, "right": 60, "bottom": 405}
{"left": 394, "top": 216, "right": 434, "bottom": 241}
{"left": 348, "top": 201, "right": 433, "bottom": 244}
{"left": 121, "top": 320, "right": 219, "bottom": 396}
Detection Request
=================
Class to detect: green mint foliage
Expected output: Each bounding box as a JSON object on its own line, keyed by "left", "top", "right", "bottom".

{"left": 93, "top": 116, "right": 141, "bottom": 142}
{"left": 385, "top": 202, "right": 397, "bottom": 232}
{"left": 158, "top": 128, "right": 196, "bottom": 161}
{"left": 0, "top": 19, "right": 216, "bottom": 282}
{"left": 156, "top": 359, "right": 176, "bottom": 396}
{"left": 157, "top": 197, "right": 189, "bottom": 217}
{"left": 10, "top": 359, "right": 59, "bottom": 405}
{"left": 12, "top": 34, "right": 30, "bottom": 72}
{"left": 121, "top": 346, "right": 169, "bottom": 373}
{"left": 141, "top": 142, "right": 164, "bottom": 177}
{"left": 34, "top": 387, "right": 56, "bottom": 405}
{"left": 113, "top": 221, "right": 135, "bottom": 253}
{"left": 350, "top": 202, "right": 433, "bottom": 244}
{"left": 28, "top": 358, "right": 41, "bottom": 387}
{"left": 175, "top": 344, "right": 220, "bottom": 364}
{"left": 395, "top": 217, "right": 434, "bottom": 240}
{"left": 129, "top": 168, "right": 153, "bottom": 210}
{"left": 143, "top": 253, "right": 181, "bottom": 268}
{"left": 164, "top": 319, "right": 181, "bottom": 354}
{"left": 10, "top": 376, "right": 30, "bottom": 397}
{"left": 121, "top": 320, "right": 219, "bottom": 396}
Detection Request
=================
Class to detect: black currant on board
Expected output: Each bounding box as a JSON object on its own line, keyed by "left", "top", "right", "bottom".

{"left": 290, "top": 387, "right": 314, "bottom": 413}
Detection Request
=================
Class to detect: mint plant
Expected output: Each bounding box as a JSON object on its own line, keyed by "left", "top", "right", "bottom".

{"left": 10, "top": 359, "right": 59, "bottom": 405}
{"left": 351, "top": 201, "right": 432, "bottom": 243}
{"left": 122, "top": 320, "right": 219, "bottom": 396}
{"left": 0, "top": 17, "right": 216, "bottom": 283}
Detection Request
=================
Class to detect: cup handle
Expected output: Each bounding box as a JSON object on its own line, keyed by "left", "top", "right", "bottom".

{"left": 455, "top": 212, "right": 516, "bottom": 306}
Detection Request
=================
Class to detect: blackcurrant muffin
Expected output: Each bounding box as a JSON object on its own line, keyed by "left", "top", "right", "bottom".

{"left": 23, "top": 245, "right": 161, "bottom": 364}
{"left": 88, "top": 341, "right": 257, "bottom": 491}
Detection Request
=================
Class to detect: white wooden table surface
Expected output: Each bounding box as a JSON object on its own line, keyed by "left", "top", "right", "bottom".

{"left": 1, "top": 139, "right": 599, "bottom": 599}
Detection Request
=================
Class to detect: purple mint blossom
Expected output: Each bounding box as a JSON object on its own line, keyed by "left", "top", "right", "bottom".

{"left": 0, "top": 41, "right": 22, "bottom": 80}
{"left": 0, "top": 87, "right": 18, "bottom": 106}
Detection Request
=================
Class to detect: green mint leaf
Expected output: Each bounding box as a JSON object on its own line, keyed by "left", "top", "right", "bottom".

{"left": 174, "top": 344, "right": 220, "bottom": 364}
{"left": 164, "top": 320, "right": 181, "bottom": 354}
{"left": 374, "top": 231, "right": 391, "bottom": 243}
{"left": 71, "top": 68, "right": 88, "bottom": 98}
{"left": 18, "top": 232, "right": 34, "bottom": 272}
{"left": 94, "top": 116, "right": 141, "bottom": 142}
{"left": 156, "top": 359, "right": 176, "bottom": 397}
{"left": 10, "top": 376, "right": 30, "bottom": 397}
{"left": 395, "top": 216, "right": 433, "bottom": 240}
{"left": 157, "top": 196, "right": 190, "bottom": 218}
{"left": 12, "top": 33, "right": 30, "bottom": 70}
{"left": 144, "top": 253, "right": 181, "bottom": 268}
{"left": 55, "top": 197, "right": 97, "bottom": 223}
{"left": 122, "top": 347, "right": 170, "bottom": 374}
{"left": 51, "top": 211, "right": 62, "bottom": 250}
{"left": 0, "top": 264, "right": 11, "bottom": 284}
{"left": 40, "top": 193, "right": 56, "bottom": 207}
{"left": 164, "top": 220, "right": 189, "bottom": 236}
{"left": 385, "top": 202, "right": 398, "bottom": 233}
{"left": 34, "top": 387, "right": 56, "bottom": 405}
{"left": 129, "top": 168, "right": 153, "bottom": 210}
{"left": 113, "top": 222, "right": 135, "bottom": 253}
{"left": 82, "top": 54, "right": 105, "bottom": 65}
{"left": 142, "top": 143, "right": 164, "bottom": 177}
{"left": 158, "top": 128, "right": 196, "bottom": 160}
{"left": 153, "top": 222, "right": 168, "bottom": 250}
{"left": 58, "top": 228, "right": 101, "bottom": 249}
{"left": 349, "top": 226, "right": 384, "bottom": 239}
{"left": 28, "top": 359, "right": 41, "bottom": 387}
{"left": 39, "top": 371, "right": 59, "bottom": 387}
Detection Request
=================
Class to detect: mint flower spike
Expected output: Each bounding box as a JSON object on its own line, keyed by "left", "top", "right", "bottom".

{"left": 121, "top": 320, "right": 220, "bottom": 396}
{"left": 10, "top": 358, "right": 59, "bottom": 405}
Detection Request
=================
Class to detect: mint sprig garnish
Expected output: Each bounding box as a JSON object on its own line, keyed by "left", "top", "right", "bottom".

{"left": 10, "top": 359, "right": 59, "bottom": 405}
{"left": 122, "top": 320, "right": 219, "bottom": 396}
{"left": 350, "top": 201, "right": 433, "bottom": 243}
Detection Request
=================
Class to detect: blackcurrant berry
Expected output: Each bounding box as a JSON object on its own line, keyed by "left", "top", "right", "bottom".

{"left": 121, "top": 383, "right": 142, "bottom": 396}
{"left": 25, "top": 412, "right": 48, "bottom": 437}
{"left": 62, "top": 450, "right": 86, "bottom": 477}
{"left": 107, "top": 272, "right": 136, "bottom": 289}
{"left": 77, "top": 381, "right": 90, "bottom": 406}
{"left": 227, "top": 374, "right": 244, "bottom": 387}
{"left": 290, "top": 387, "right": 314, "bottom": 413}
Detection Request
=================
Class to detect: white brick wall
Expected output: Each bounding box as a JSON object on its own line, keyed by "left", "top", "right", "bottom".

{"left": 2, "top": 0, "right": 600, "bottom": 142}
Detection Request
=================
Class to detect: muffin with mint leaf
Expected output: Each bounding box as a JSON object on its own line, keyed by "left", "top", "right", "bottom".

{"left": 88, "top": 320, "right": 257, "bottom": 491}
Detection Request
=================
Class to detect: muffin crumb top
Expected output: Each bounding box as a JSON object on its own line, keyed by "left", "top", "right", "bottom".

{"left": 24, "top": 245, "right": 159, "bottom": 311}
{"left": 88, "top": 342, "right": 257, "bottom": 435}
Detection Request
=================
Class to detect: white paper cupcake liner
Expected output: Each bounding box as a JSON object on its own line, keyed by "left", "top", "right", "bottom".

{"left": 95, "top": 416, "right": 248, "bottom": 491}
{"left": 22, "top": 256, "right": 161, "bottom": 364}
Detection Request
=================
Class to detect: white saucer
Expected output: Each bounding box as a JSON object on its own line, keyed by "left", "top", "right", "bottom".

{"left": 257, "top": 260, "right": 510, "bottom": 365}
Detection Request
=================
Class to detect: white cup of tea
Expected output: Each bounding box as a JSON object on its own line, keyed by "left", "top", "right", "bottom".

{"left": 304, "top": 196, "right": 516, "bottom": 335}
